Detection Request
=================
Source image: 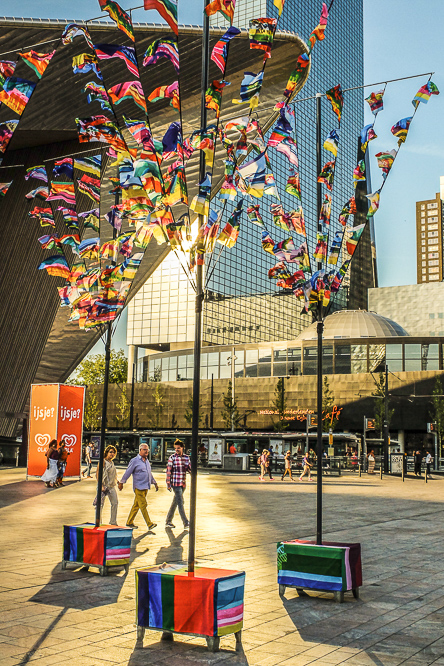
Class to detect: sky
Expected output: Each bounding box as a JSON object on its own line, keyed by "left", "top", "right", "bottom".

{"left": 2, "top": 0, "right": 442, "bottom": 352}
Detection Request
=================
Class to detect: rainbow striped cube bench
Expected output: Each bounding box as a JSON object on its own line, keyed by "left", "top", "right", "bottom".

{"left": 277, "top": 540, "right": 362, "bottom": 602}
{"left": 62, "top": 523, "right": 133, "bottom": 576}
{"left": 136, "top": 564, "right": 245, "bottom": 652}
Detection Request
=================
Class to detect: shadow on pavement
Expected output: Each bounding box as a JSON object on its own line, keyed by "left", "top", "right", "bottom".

{"left": 0, "top": 480, "right": 68, "bottom": 508}
{"left": 127, "top": 637, "right": 248, "bottom": 665}
{"left": 155, "top": 527, "right": 188, "bottom": 565}
{"left": 16, "top": 608, "right": 68, "bottom": 665}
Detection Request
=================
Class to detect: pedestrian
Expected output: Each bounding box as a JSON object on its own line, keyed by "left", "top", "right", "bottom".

{"left": 268, "top": 445, "right": 275, "bottom": 471}
{"left": 118, "top": 442, "right": 158, "bottom": 530}
{"left": 425, "top": 450, "right": 433, "bottom": 479}
{"left": 252, "top": 448, "right": 259, "bottom": 470}
{"left": 414, "top": 450, "right": 423, "bottom": 477}
{"left": 367, "top": 450, "right": 375, "bottom": 474}
{"left": 55, "top": 440, "right": 70, "bottom": 487}
{"left": 165, "top": 439, "right": 191, "bottom": 528}
{"left": 41, "top": 440, "right": 59, "bottom": 488}
{"left": 97, "top": 445, "right": 119, "bottom": 525}
{"left": 281, "top": 450, "right": 294, "bottom": 481}
{"left": 259, "top": 449, "right": 267, "bottom": 480}
{"left": 263, "top": 450, "right": 274, "bottom": 480}
{"left": 229, "top": 443, "right": 237, "bottom": 454}
{"left": 82, "top": 442, "right": 93, "bottom": 478}
{"left": 299, "top": 452, "right": 313, "bottom": 481}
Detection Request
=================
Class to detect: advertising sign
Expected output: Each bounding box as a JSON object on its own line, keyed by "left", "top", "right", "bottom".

{"left": 28, "top": 384, "right": 85, "bottom": 478}
{"left": 269, "top": 439, "right": 284, "bottom": 455}
{"left": 208, "top": 438, "right": 223, "bottom": 466}
{"left": 390, "top": 453, "right": 404, "bottom": 475}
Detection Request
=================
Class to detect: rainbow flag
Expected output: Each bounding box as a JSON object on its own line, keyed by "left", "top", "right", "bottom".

{"left": 47, "top": 181, "right": 76, "bottom": 207}
{"left": 319, "top": 193, "right": 331, "bottom": 225}
{"left": 346, "top": 223, "right": 365, "bottom": 256}
{"left": 0, "top": 118, "right": 17, "bottom": 154}
{"left": 232, "top": 71, "right": 264, "bottom": 105}
{"left": 98, "top": 0, "right": 135, "bottom": 41}
{"left": 94, "top": 44, "right": 139, "bottom": 77}
{"left": 205, "top": 0, "right": 236, "bottom": 24}
{"left": 261, "top": 230, "right": 275, "bottom": 255}
{"left": 76, "top": 115, "right": 128, "bottom": 154}
{"left": 144, "top": 0, "right": 178, "bottom": 35}
{"left": 211, "top": 27, "right": 240, "bottom": 72}
{"left": 26, "top": 185, "right": 49, "bottom": 200}
{"left": 313, "top": 231, "right": 328, "bottom": 261}
{"left": 205, "top": 79, "right": 230, "bottom": 117}
{"left": 276, "top": 137, "right": 299, "bottom": 166}
{"left": 83, "top": 81, "right": 112, "bottom": 112}
{"left": 60, "top": 234, "right": 80, "bottom": 252}
{"left": 143, "top": 37, "right": 179, "bottom": 72}
{"left": 317, "top": 161, "right": 335, "bottom": 190}
{"left": 148, "top": 81, "right": 180, "bottom": 111}
{"left": 326, "top": 84, "right": 343, "bottom": 123}
{"left": 217, "top": 200, "right": 243, "bottom": 248}
{"left": 19, "top": 49, "right": 55, "bottom": 78}
{"left": 391, "top": 116, "right": 412, "bottom": 145}
{"left": 29, "top": 205, "right": 55, "bottom": 227}
{"left": 308, "top": 3, "right": 328, "bottom": 50}
{"left": 249, "top": 18, "right": 277, "bottom": 59}
{"left": 38, "top": 234, "right": 63, "bottom": 253}
{"left": 0, "top": 77, "right": 36, "bottom": 115}
{"left": 323, "top": 129, "right": 339, "bottom": 157}
{"left": 366, "top": 191, "right": 380, "bottom": 218}
{"left": 359, "top": 124, "right": 376, "bottom": 153}
{"left": 0, "top": 60, "right": 16, "bottom": 87}
{"left": 79, "top": 237, "right": 100, "bottom": 260}
{"left": 327, "top": 230, "right": 343, "bottom": 265}
{"left": 38, "top": 255, "right": 70, "bottom": 278}
{"left": 375, "top": 149, "right": 396, "bottom": 174}
{"left": 365, "top": 89, "right": 384, "bottom": 116}
{"left": 25, "top": 165, "right": 47, "bottom": 183}
{"left": 338, "top": 197, "right": 356, "bottom": 226}
{"left": 72, "top": 53, "right": 102, "bottom": 79}
{"left": 64, "top": 524, "right": 133, "bottom": 567}
{"left": 62, "top": 23, "right": 94, "bottom": 49}
{"left": 79, "top": 208, "right": 100, "bottom": 232}
{"left": 137, "top": 566, "right": 245, "bottom": 637}
{"left": 78, "top": 174, "right": 101, "bottom": 203}
{"left": 108, "top": 80, "right": 147, "bottom": 112}
{"left": 246, "top": 204, "right": 264, "bottom": 227}
{"left": 74, "top": 155, "right": 102, "bottom": 178}
{"left": 57, "top": 207, "right": 78, "bottom": 228}
{"left": 412, "top": 80, "right": 439, "bottom": 108}
{"left": 353, "top": 160, "right": 366, "bottom": 186}
{"left": 53, "top": 158, "right": 74, "bottom": 179}
{"left": 285, "top": 172, "right": 300, "bottom": 198}
{"left": 0, "top": 180, "right": 12, "bottom": 197}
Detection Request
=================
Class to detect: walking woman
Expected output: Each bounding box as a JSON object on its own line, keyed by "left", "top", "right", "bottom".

{"left": 367, "top": 449, "right": 376, "bottom": 474}
{"left": 299, "top": 452, "right": 313, "bottom": 481}
{"left": 96, "top": 445, "right": 119, "bottom": 525}
{"left": 41, "top": 440, "right": 59, "bottom": 488}
{"left": 281, "top": 451, "right": 294, "bottom": 481}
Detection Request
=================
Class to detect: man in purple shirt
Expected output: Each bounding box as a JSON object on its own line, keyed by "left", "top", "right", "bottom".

{"left": 118, "top": 443, "right": 158, "bottom": 530}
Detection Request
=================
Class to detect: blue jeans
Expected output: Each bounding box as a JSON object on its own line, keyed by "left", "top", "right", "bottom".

{"left": 166, "top": 486, "right": 188, "bottom": 526}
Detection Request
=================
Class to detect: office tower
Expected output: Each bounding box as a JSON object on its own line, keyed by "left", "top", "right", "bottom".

{"left": 416, "top": 180, "right": 444, "bottom": 283}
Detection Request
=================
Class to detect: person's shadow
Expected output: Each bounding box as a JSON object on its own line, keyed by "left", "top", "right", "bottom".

{"left": 155, "top": 527, "right": 188, "bottom": 565}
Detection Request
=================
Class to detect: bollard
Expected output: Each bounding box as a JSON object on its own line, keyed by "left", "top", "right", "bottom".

{"left": 380, "top": 465, "right": 383, "bottom": 480}
{"left": 358, "top": 463, "right": 361, "bottom": 478}
{"left": 425, "top": 469, "right": 428, "bottom": 484}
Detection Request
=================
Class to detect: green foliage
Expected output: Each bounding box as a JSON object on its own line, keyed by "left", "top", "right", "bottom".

{"left": 184, "top": 395, "right": 203, "bottom": 427}
{"left": 68, "top": 348, "right": 128, "bottom": 385}
{"left": 221, "top": 380, "right": 239, "bottom": 431}
{"left": 149, "top": 366, "right": 162, "bottom": 382}
{"left": 271, "top": 378, "right": 288, "bottom": 432}
{"left": 322, "top": 376, "right": 339, "bottom": 432}
{"left": 115, "top": 386, "right": 130, "bottom": 428}
{"left": 83, "top": 388, "right": 101, "bottom": 431}
{"left": 148, "top": 383, "right": 165, "bottom": 429}
{"left": 372, "top": 372, "right": 394, "bottom": 437}
{"left": 430, "top": 375, "right": 444, "bottom": 447}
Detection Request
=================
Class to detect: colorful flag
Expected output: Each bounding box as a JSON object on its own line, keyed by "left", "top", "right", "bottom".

{"left": 246, "top": 204, "right": 264, "bottom": 227}
{"left": 331, "top": 259, "right": 350, "bottom": 293}
{"left": 353, "top": 160, "right": 366, "bottom": 186}
{"left": 211, "top": 27, "right": 240, "bottom": 71}
{"left": 313, "top": 231, "right": 328, "bottom": 261}
{"left": 19, "top": 50, "right": 55, "bottom": 78}
{"left": 0, "top": 61, "right": 16, "bottom": 87}
{"left": 148, "top": 81, "right": 180, "bottom": 111}
{"left": 83, "top": 82, "right": 112, "bottom": 112}
{"left": 25, "top": 165, "right": 47, "bottom": 182}
{"left": 319, "top": 193, "right": 331, "bottom": 225}
{"left": 219, "top": 159, "right": 237, "bottom": 200}
{"left": 58, "top": 207, "right": 78, "bottom": 228}
{"left": 74, "top": 155, "right": 102, "bottom": 177}
{"left": 391, "top": 117, "right": 413, "bottom": 145}
{"left": 217, "top": 200, "right": 243, "bottom": 248}
{"left": 267, "top": 108, "right": 292, "bottom": 147}
{"left": 0, "top": 77, "right": 36, "bottom": 115}
{"left": 98, "top": 0, "right": 135, "bottom": 41}
{"left": 232, "top": 71, "right": 264, "bottom": 108}
{"left": 205, "top": 79, "right": 230, "bottom": 117}
{"left": 78, "top": 174, "right": 101, "bottom": 202}
{"left": 60, "top": 234, "right": 80, "bottom": 253}
{"left": 412, "top": 80, "right": 439, "bottom": 108}
{"left": 72, "top": 53, "right": 102, "bottom": 78}
{"left": 0, "top": 119, "right": 18, "bottom": 153}
{"left": 26, "top": 185, "right": 49, "bottom": 200}
{"left": 270, "top": 203, "right": 305, "bottom": 236}
{"left": 144, "top": 0, "right": 178, "bottom": 35}
{"left": 273, "top": 237, "right": 295, "bottom": 262}
{"left": 249, "top": 18, "right": 277, "bottom": 59}
{"left": 375, "top": 149, "right": 397, "bottom": 174}
{"left": 365, "top": 89, "right": 384, "bottom": 116}
{"left": 366, "top": 191, "right": 380, "bottom": 218}
{"left": 38, "top": 255, "right": 70, "bottom": 278}
{"left": 0, "top": 180, "right": 12, "bottom": 197}
{"left": 261, "top": 229, "right": 275, "bottom": 255}
{"left": 79, "top": 237, "right": 100, "bottom": 260}
{"left": 327, "top": 230, "right": 343, "bottom": 265}
{"left": 308, "top": 2, "right": 328, "bottom": 51}
{"left": 190, "top": 173, "right": 212, "bottom": 216}
{"left": 143, "top": 37, "right": 179, "bottom": 72}
{"left": 47, "top": 181, "right": 76, "bottom": 206}
{"left": 338, "top": 197, "right": 356, "bottom": 226}
{"left": 285, "top": 171, "right": 301, "bottom": 199}
{"left": 53, "top": 158, "right": 74, "bottom": 179}
{"left": 94, "top": 44, "right": 139, "bottom": 77}
{"left": 38, "top": 233, "right": 63, "bottom": 253}
{"left": 323, "top": 129, "right": 339, "bottom": 156}
{"left": 75, "top": 115, "right": 128, "bottom": 153}
{"left": 283, "top": 53, "right": 309, "bottom": 99}
{"left": 345, "top": 223, "right": 365, "bottom": 256}
{"left": 317, "top": 161, "right": 335, "bottom": 190}
{"left": 273, "top": 0, "right": 285, "bottom": 17}
{"left": 360, "top": 124, "right": 377, "bottom": 153}
{"left": 275, "top": 137, "right": 299, "bottom": 166}
{"left": 62, "top": 23, "right": 94, "bottom": 49}
{"left": 326, "top": 84, "right": 343, "bottom": 123}
{"left": 108, "top": 81, "right": 147, "bottom": 112}
{"left": 29, "top": 206, "right": 55, "bottom": 227}
{"left": 205, "top": 0, "right": 236, "bottom": 24}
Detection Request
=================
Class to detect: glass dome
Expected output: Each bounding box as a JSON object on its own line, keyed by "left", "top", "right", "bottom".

{"left": 296, "top": 310, "right": 409, "bottom": 341}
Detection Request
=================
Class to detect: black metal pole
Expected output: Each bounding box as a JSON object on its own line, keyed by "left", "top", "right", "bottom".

{"left": 210, "top": 373, "right": 214, "bottom": 431}
{"left": 188, "top": 2, "right": 209, "bottom": 573}
{"left": 315, "top": 92, "right": 323, "bottom": 546}
{"left": 384, "top": 363, "right": 389, "bottom": 473}
{"left": 95, "top": 323, "right": 111, "bottom": 527}
{"left": 129, "top": 362, "right": 135, "bottom": 430}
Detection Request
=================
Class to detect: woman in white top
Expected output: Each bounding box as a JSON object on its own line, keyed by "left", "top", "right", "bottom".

{"left": 97, "top": 445, "right": 119, "bottom": 525}
{"left": 367, "top": 450, "right": 375, "bottom": 474}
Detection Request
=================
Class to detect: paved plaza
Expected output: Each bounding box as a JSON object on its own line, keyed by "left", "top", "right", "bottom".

{"left": 1, "top": 467, "right": 444, "bottom": 665}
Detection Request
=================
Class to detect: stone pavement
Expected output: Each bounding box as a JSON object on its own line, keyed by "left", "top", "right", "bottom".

{"left": 1, "top": 467, "right": 444, "bottom": 666}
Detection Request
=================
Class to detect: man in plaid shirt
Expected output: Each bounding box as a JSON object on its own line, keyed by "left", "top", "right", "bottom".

{"left": 165, "top": 439, "right": 191, "bottom": 529}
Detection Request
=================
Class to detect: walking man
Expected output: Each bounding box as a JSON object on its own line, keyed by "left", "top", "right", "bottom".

{"left": 281, "top": 450, "right": 294, "bottom": 481}
{"left": 425, "top": 450, "right": 433, "bottom": 479}
{"left": 118, "top": 443, "right": 158, "bottom": 530}
{"left": 82, "top": 442, "right": 93, "bottom": 478}
{"left": 165, "top": 439, "right": 191, "bottom": 529}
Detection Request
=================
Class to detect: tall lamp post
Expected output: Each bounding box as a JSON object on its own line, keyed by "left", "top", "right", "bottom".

{"left": 315, "top": 92, "right": 324, "bottom": 546}
{"left": 383, "top": 363, "right": 389, "bottom": 472}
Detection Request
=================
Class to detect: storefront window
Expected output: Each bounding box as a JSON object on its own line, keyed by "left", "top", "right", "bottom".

{"left": 369, "top": 344, "right": 385, "bottom": 373}
{"left": 273, "top": 348, "right": 287, "bottom": 376}
{"left": 351, "top": 344, "right": 367, "bottom": 373}
{"left": 287, "top": 347, "right": 302, "bottom": 375}
{"left": 245, "top": 349, "right": 258, "bottom": 377}
{"left": 235, "top": 350, "right": 245, "bottom": 378}
{"left": 386, "top": 344, "right": 403, "bottom": 372}
{"left": 258, "top": 349, "right": 272, "bottom": 377}
{"left": 422, "top": 344, "right": 439, "bottom": 370}
{"left": 404, "top": 343, "right": 421, "bottom": 371}
{"left": 335, "top": 345, "right": 351, "bottom": 374}
{"left": 303, "top": 347, "right": 317, "bottom": 375}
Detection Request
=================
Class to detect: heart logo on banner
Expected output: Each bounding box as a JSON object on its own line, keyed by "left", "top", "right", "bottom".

{"left": 61, "top": 434, "right": 76, "bottom": 447}
{"left": 35, "top": 434, "right": 51, "bottom": 447}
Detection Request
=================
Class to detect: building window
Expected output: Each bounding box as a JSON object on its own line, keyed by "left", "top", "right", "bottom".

{"left": 386, "top": 344, "right": 403, "bottom": 372}
{"left": 430, "top": 275, "right": 440, "bottom": 280}
{"left": 351, "top": 344, "right": 367, "bottom": 373}
{"left": 428, "top": 238, "right": 439, "bottom": 245}
{"left": 245, "top": 349, "right": 258, "bottom": 377}
{"left": 421, "top": 232, "right": 425, "bottom": 238}
{"left": 428, "top": 203, "right": 438, "bottom": 209}
{"left": 429, "top": 267, "right": 439, "bottom": 274}
{"left": 335, "top": 345, "right": 351, "bottom": 374}
{"left": 287, "top": 347, "right": 301, "bottom": 376}
{"left": 429, "top": 252, "right": 439, "bottom": 258}
{"left": 303, "top": 347, "right": 317, "bottom": 375}
{"left": 430, "top": 313, "right": 435, "bottom": 319}
{"left": 421, "top": 240, "right": 426, "bottom": 245}
{"left": 273, "top": 348, "right": 287, "bottom": 377}
{"left": 430, "top": 260, "right": 440, "bottom": 266}
{"left": 369, "top": 345, "right": 385, "bottom": 373}
{"left": 323, "top": 346, "right": 334, "bottom": 374}
{"left": 428, "top": 223, "right": 439, "bottom": 230}
{"left": 428, "top": 231, "right": 438, "bottom": 237}
{"left": 422, "top": 261, "right": 427, "bottom": 266}
{"left": 258, "top": 349, "right": 271, "bottom": 377}
{"left": 421, "top": 205, "right": 425, "bottom": 210}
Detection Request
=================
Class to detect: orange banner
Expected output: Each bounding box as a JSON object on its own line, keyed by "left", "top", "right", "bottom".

{"left": 27, "top": 384, "right": 85, "bottom": 478}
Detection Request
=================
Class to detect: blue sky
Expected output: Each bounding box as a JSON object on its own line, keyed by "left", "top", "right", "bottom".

{"left": 2, "top": 0, "right": 442, "bottom": 351}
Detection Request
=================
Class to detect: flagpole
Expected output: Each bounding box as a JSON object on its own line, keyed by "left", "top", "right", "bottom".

{"left": 315, "top": 92, "right": 323, "bottom": 546}
{"left": 188, "top": 0, "right": 210, "bottom": 574}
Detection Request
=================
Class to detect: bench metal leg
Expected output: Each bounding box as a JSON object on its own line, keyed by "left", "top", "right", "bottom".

{"left": 124, "top": 564, "right": 130, "bottom": 574}
{"left": 352, "top": 587, "right": 360, "bottom": 599}
{"left": 296, "top": 587, "right": 308, "bottom": 596}
{"left": 136, "top": 626, "right": 145, "bottom": 642}
{"left": 61, "top": 560, "right": 66, "bottom": 571}
{"left": 279, "top": 584, "right": 286, "bottom": 596}
{"left": 100, "top": 566, "right": 107, "bottom": 577}
{"left": 161, "top": 631, "right": 174, "bottom": 642}
{"left": 334, "top": 590, "right": 344, "bottom": 603}
{"left": 206, "top": 636, "right": 220, "bottom": 652}
{"left": 235, "top": 629, "right": 242, "bottom": 652}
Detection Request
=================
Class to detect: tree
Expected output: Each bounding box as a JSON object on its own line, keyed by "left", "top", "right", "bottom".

{"left": 322, "top": 376, "right": 339, "bottom": 432}
{"left": 148, "top": 383, "right": 165, "bottom": 429}
{"left": 115, "top": 386, "right": 130, "bottom": 429}
{"left": 271, "top": 378, "right": 288, "bottom": 432}
{"left": 68, "top": 348, "right": 128, "bottom": 385}
{"left": 430, "top": 375, "right": 444, "bottom": 451}
{"left": 221, "top": 380, "right": 239, "bottom": 430}
{"left": 372, "top": 372, "right": 394, "bottom": 437}
{"left": 184, "top": 395, "right": 203, "bottom": 427}
{"left": 149, "top": 366, "right": 162, "bottom": 382}
{"left": 83, "top": 388, "right": 101, "bottom": 431}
